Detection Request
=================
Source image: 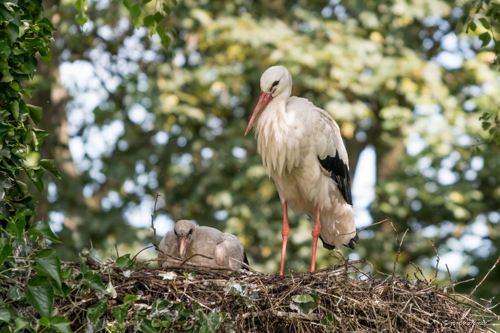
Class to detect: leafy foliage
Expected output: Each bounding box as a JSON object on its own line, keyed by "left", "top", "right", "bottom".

{"left": 457, "top": 0, "right": 500, "bottom": 146}
{"left": 0, "top": 0, "right": 58, "bottom": 222}
{"left": 75, "top": 0, "right": 174, "bottom": 49}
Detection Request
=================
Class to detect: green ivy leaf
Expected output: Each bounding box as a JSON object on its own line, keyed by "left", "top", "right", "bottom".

{"left": 25, "top": 275, "right": 54, "bottom": 318}
{"left": 9, "top": 81, "right": 19, "bottom": 91}
{"left": 6, "top": 217, "right": 25, "bottom": 240}
{"left": 6, "top": 22, "right": 19, "bottom": 44}
{"left": 34, "top": 249, "right": 63, "bottom": 289}
{"left": 42, "top": 50, "right": 51, "bottom": 69}
{"left": 39, "top": 159, "right": 61, "bottom": 178}
{"left": 28, "top": 167, "right": 44, "bottom": 192}
{"left": 0, "top": 238, "right": 12, "bottom": 266}
{"left": 82, "top": 271, "right": 107, "bottom": 294}
{"left": 87, "top": 301, "right": 108, "bottom": 323}
{"left": 0, "top": 303, "right": 17, "bottom": 323}
{"left": 139, "top": 319, "right": 158, "bottom": 333}
{"left": 14, "top": 317, "right": 30, "bottom": 332}
{"left": 124, "top": 295, "right": 141, "bottom": 304}
{"left": 290, "top": 294, "right": 320, "bottom": 315}
{"left": 48, "top": 316, "right": 73, "bottom": 333}
{"left": 28, "top": 221, "right": 62, "bottom": 243}
{"left": 7, "top": 286, "right": 22, "bottom": 301}
{"left": 10, "top": 100, "right": 19, "bottom": 120}
{"left": 112, "top": 305, "right": 128, "bottom": 324}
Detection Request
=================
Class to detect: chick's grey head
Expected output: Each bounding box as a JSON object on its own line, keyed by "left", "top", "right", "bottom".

{"left": 174, "top": 220, "right": 196, "bottom": 238}
{"left": 174, "top": 220, "right": 196, "bottom": 258}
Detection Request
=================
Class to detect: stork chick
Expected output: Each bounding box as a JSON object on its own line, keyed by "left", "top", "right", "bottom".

{"left": 245, "top": 66, "right": 359, "bottom": 275}
{"left": 158, "top": 220, "right": 249, "bottom": 270}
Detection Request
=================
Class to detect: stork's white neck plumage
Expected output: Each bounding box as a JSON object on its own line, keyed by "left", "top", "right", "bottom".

{"left": 254, "top": 91, "right": 302, "bottom": 177}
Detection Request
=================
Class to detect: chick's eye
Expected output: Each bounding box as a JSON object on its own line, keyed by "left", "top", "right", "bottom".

{"left": 174, "top": 231, "right": 178, "bottom": 236}
{"left": 188, "top": 229, "right": 193, "bottom": 235}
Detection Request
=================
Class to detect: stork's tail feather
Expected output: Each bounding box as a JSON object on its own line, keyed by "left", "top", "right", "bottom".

{"left": 343, "top": 233, "right": 360, "bottom": 250}
{"left": 320, "top": 235, "right": 335, "bottom": 250}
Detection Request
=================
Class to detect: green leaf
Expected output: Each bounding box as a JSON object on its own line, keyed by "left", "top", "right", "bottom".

{"left": 112, "top": 305, "right": 128, "bottom": 324}
{"left": 140, "top": 319, "right": 158, "bottom": 333}
{"left": 124, "top": 295, "right": 141, "bottom": 304}
{"left": 0, "top": 303, "right": 17, "bottom": 323}
{"left": 479, "top": 17, "right": 490, "bottom": 29}
{"left": 144, "top": 15, "right": 155, "bottom": 27}
{"left": 87, "top": 301, "right": 108, "bottom": 323}
{"left": 479, "top": 32, "right": 492, "bottom": 47}
{"left": 29, "top": 167, "right": 44, "bottom": 192}
{"left": 25, "top": 275, "right": 54, "bottom": 318}
{"left": 62, "top": 267, "right": 73, "bottom": 280}
{"left": 39, "top": 317, "right": 50, "bottom": 327}
{"left": 76, "top": 12, "right": 88, "bottom": 26}
{"left": 10, "top": 100, "right": 19, "bottom": 120}
{"left": 9, "top": 81, "right": 19, "bottom": 91}
{"left": 6, "top": 22, "right": 19, "bottom": 44}
{"left": 7, "top": 286, "right": 22, "bottom": 301}
{"left": 39, "top": 159, "right": 61, "bottom": 178}
{"left": 150, "top": 299, "right": 170, "bottom": 317}
{"left": 42, "top": 50, "right": 51, "bottom": 69}
{"left": 75, "top": 0, "right": 88, "bottom": 12}
{"left": 48, "top": 316, "right": 73, "bottom": 333}
{"left": 6, "top": 217, "right": 25, "bottom": 240}
{"left": 39, "top": 317, "right": 50, "bottom": 326}
{"left": 82, "top": 272, "right": 107, "bottom": 294}
{"left": 14, "top": 317, "right": 30, "bottom": 332}
{"left": 154, "top": 12, "right": 164, "bottom": 23}
{"left": 116, "top": 254, "right": 136, "bottom": 272}
{"left": 123, "top": 0, "right": 133, "bottom": 10}
{"left": 0, "top": 237, "right": 13, "bottom": 266}
{"left": 130, "top": 5, "right": 143, "bottom": 28}
{"left": 470, "top": 21, "right": 477, "bottom": 32}
{"left": 162, "top": 4, "right": 171, "bottom": 15}
{"left": 290, "top": 294, "right": 320, "bottom": 315}
{"left": 28, "top": 221, "right": 62, "bottom": 243}
{"left": 34, "top": 249, "right": 63, "bottom": 289}
{"left": 143, "top": 0, "right": 152, "bottom": 4}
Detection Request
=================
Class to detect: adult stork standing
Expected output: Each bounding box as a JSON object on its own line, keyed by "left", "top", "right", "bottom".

{"left": 245, "top": 66, "right": 359, "bottom": 275}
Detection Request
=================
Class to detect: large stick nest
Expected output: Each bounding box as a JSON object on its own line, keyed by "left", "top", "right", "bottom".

{"left": 48, "top": 252, "right": 498, "bottom": 333}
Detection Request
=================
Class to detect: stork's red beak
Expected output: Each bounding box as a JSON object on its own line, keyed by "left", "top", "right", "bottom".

{"left": 178, "top": 237, "right": 188, "bottom": 258}
{"left": 245, "top": 92, "right": 273, "bottom": 136}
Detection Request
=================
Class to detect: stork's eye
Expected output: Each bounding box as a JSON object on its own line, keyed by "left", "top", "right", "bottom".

{"left": 188, "top": 229, "right": 193, "bottom": 235}
{"left": 271, "top": 80, "right": 280, "bottom": 89}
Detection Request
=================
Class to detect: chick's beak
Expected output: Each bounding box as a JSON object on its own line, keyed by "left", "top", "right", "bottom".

{"left": 178, "top": 237, "right": 188, "bottom": 258}
{"left": 245, "top": 92, "right": 273, "bottom": 136}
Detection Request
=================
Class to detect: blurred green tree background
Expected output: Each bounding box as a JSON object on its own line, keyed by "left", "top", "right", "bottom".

{"left": 32, "top": 0, "right": 500, "bottom": 305}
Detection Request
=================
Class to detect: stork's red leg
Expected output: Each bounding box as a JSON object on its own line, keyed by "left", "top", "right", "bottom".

{"left": 280, "top": 201, "right": 290, "bottom": 276}
{"left": 311, "top": 204, "right": 321, "bottom": 272}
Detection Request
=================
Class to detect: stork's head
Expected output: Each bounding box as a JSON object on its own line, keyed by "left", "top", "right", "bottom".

{"left": 174, "top": 220, "right": 196, "bottom": 258}
{"left": 245, "top": 66, "right": 292, "bottom": 135}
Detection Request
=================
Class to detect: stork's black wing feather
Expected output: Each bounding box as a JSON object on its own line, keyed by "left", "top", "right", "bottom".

{"left": 318, "top": 153, "right": 352, "bottom": 205}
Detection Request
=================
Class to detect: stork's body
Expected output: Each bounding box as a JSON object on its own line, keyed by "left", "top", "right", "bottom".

{"left": 245, "top": 66, "right": 359, "bottom": 275}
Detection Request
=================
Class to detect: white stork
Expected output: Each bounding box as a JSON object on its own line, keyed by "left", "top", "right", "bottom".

{"left": 245, "top": 66, "right": 358, "bottom": 275}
